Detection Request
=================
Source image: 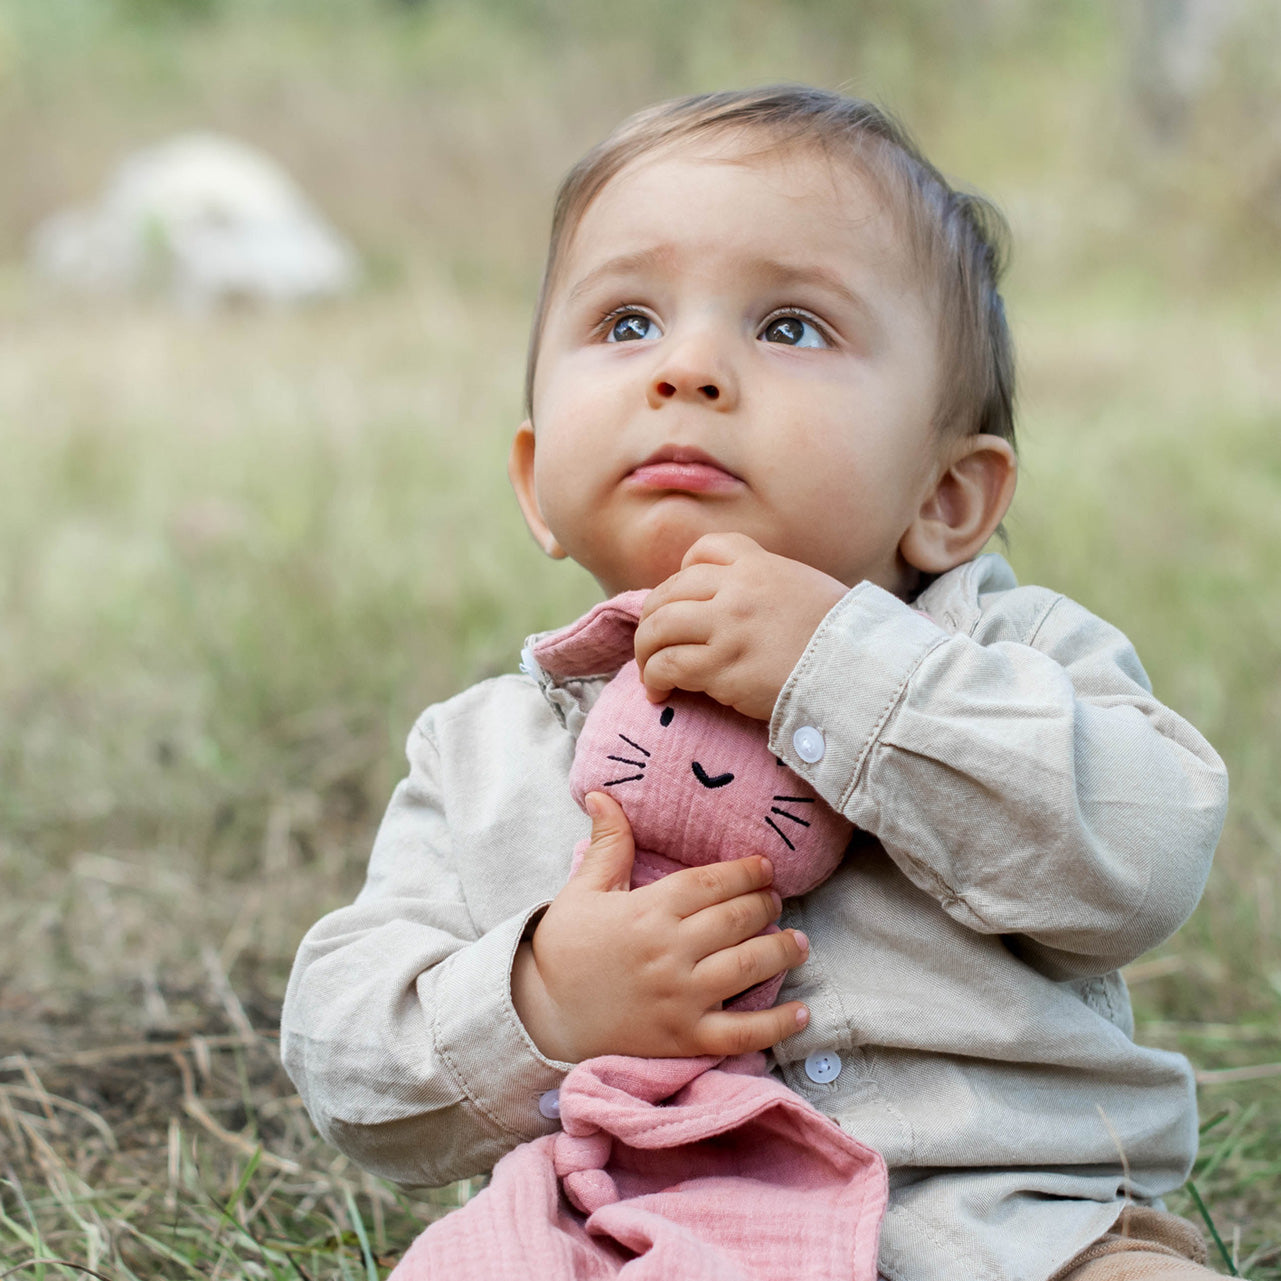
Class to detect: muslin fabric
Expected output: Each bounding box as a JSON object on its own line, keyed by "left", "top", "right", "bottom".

{"left": 389, "top": 1053, "right": 887, "bottom": 1280}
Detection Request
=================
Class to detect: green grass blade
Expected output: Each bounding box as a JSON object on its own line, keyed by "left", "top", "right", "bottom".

{"left": 343, "top": 1191, "right": 379, "bottom": 1281}
{"left": 223, "top": 1145, "right": 264, "bottom": 1220}
{"left": 1185, "top": 1180, "right": 1240, "bottom": 1277}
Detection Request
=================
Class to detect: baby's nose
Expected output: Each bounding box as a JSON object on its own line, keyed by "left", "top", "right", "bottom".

{"left": 691, "top": 761, "right": 734, "bottom": 789}
{"left": 654, "top": 378, "right": 720, "bottom": 401}
{"left": 647, "top": 328, "right": 738, "bottom": 410}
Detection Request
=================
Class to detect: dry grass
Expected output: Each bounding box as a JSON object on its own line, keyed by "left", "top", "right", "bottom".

{"left": 2, "top": 1, "right": 1280, "bottom": 1276}
{"left": 0, "top": 1018, "right": 477, "bottom": 1278}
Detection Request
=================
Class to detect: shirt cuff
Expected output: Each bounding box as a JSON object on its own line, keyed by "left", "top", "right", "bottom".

{"left": 432, "top": 901, "right": 572, "bottom": 1141}
{"left": 770, "top": 581, "right": 946, "bottom": 811}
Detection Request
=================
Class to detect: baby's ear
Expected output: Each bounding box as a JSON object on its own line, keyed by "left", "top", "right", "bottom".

{"left": 900, "top": 433, "right": 1017, "bottom": 575}
{"left": 532, "top": 590, "right": 649, "bottom": 678}
{"left": 508, "top": 421, "right": 566, "bottom": 561}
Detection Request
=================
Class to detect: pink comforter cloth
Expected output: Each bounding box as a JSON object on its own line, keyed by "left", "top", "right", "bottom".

{"left": 390, "top": 1051, "right": 887, "bottom": 1280}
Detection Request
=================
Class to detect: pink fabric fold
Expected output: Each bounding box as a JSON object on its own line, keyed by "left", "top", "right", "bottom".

{"left": 390, "top": 1051, "right": 887, "bottom": 1280}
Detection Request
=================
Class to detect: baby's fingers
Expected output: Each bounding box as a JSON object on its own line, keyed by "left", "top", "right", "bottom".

{"left": 571, "top": 792, "right": 635, "bottom": 892}
{"left": 661, "top": 855, "right": 774, "bottom": 917}
{"left": 638, "top": 563, "right": 721, "bottom": 621}
{"left": 634, "top": 599, "right": 713, "bottom": 679}
{"left": 683, "top": 888, "right": 782, "bottom": 957}
{"left": 694, "top": 929, "right": 809, "bottom": 1004}
{"left": 695, "top": 1001, "right": 810, "bottom": 1058}
{"left": 638, "top": 643, "right": 712, "bottom": 704}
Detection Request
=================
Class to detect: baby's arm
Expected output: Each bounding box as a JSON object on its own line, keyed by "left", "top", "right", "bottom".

{"left": 638, "top": 536, "right": 1229, "bottom": 979}
{"left": 790, "top": 578, "right": 1228, "bottom": 977}
{"left": 280, "top": 715, "right": 563, "bottom": 1188}
{"left": 511, "top": 791, "right": 811, "bottom": 1064}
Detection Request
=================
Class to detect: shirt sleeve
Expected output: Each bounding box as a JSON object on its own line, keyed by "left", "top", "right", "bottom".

{"left": 770, "top": 580, "right": 1229, "bottom": 979}
{"left": 279, "top": 715, "right": 571, "bottom": 1188}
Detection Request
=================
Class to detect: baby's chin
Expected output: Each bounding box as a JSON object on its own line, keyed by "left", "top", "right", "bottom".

{"left": 580, "top": 509, "right": 758, "bottom": 593}
{"left": 590, "top": 563, "right": 680, "bottom": 596}
{"left": 581, "top": 531, "right": 707, "bottom": 594}
{"left": 590, "top": 547, "right": 705, "bottom": 594}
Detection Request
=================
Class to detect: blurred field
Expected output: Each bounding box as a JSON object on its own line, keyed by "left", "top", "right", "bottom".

{"left": 2, "top": 0, "right": 1280, "bottom": 1276}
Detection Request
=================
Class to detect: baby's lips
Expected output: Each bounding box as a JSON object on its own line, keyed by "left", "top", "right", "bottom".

{"left": 624, "top": 459, "right": 742, "bottom": 493}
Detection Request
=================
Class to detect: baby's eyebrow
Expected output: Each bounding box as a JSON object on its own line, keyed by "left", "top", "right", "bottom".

{"left": 754, "top": 259, "right": 871, "bottom": 318}
{"left": 565, "top": 248, "right": 878, "bottom": 329}
{"left": 566, "top": 246, "right": 675, "bottom": 305}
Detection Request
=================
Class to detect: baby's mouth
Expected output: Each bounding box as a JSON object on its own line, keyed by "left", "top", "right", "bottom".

{"left": 625, "top": 447, "right": 743, "bottom": 494}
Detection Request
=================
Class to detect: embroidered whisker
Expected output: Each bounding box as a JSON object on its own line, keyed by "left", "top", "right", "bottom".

{"left": 604, "top": 774, "right": 646, "bottom": 786}
{"left": 618, "top": 734, "right": 651, "bottom": 757}
{"left": 772, "top": 795, "right": 815, "bottom": 803}
{"left": 608, "top": 755, "right": 647, "bottom": 768}
{"left": 765, "top": 816, "right": 796, "bottom": 850}
{"left": 770, "top": 807, "right": 811, "bottom": 828}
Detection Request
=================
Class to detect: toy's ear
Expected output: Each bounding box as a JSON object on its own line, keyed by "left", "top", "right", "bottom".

{"left": 532, "top": 590, "right": 649, "bottom": 678}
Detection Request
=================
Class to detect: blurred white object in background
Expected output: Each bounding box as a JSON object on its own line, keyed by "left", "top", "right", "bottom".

{"left": 29, "top": 132, "right": 360, "bottom": 308}
{"left": 1129, "top": 0, "right": 1239, "bottom": 143}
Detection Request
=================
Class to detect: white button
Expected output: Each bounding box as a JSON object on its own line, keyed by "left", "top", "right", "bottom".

{"left": 804, "top": 1051, "right": 842, "bottom": 1084}
{"left": 538, "top": 1088, "right": 561, "bottom": 1120}
{"left": 793, "top": 726, "right": 825, "bottom": 764}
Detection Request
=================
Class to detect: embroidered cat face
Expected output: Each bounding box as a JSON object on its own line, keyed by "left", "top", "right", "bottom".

{"left": 532, "top": 591, "right": 851, "bottom": 898}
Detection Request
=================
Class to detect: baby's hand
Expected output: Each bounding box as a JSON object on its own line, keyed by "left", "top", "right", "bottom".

{"left": 510, "top": 791, "right": 811, "bottom": 1063}
{"left": 634, "top": 533, "right": 848, "bottom": 720}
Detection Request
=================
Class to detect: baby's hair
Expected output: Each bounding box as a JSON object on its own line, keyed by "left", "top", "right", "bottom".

{"left": 525, "top": 85, "right": 1015, "bottom": 449}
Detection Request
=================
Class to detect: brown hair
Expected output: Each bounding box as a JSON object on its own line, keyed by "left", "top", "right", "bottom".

{"left": 524, "top": 85, "right": 1015, "bottom": 448}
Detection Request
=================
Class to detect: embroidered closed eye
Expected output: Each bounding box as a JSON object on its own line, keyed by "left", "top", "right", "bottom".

{"left": 691, "top": 761, "right": 735, "bottom": 789}
{"left": 604, "top": 733, "right": 650, "bottom": 786}
{"left": 764, "top": 795, "right": 815, "bottom": 850}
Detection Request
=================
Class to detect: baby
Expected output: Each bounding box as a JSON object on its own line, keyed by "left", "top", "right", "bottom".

{"left": 282, "top": 87, "right": 1229, "bottom": 1281}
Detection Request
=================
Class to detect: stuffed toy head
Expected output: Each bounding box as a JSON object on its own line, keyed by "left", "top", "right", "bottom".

{"left": 532, "top": 590, "right": 852, "bottom": 904}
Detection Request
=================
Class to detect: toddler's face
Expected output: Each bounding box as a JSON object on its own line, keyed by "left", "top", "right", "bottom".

{"left": 515, "top": 137, "right": 947, "bottom": 596}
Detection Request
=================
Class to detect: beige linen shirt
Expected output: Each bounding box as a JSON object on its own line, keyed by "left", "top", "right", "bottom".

{"left": 281, "top": 554, "right": 1228, "bottom": 1281}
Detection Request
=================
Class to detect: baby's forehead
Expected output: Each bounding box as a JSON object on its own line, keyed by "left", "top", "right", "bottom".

{"left": 556, "top": 134, "right": 928, "bottom": 300}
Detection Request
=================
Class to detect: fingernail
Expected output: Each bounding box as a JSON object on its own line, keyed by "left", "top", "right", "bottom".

{"left": 759, "top": 857, "right": 773, "bottom": 880}
{"left": 793, "top": 930, "right": 809, "bottom": 953}
{"left": 585, "top": 793, "right": 602, "bottom": 819}
{"left": 795, "top": 1006, "right": 810, "bottom": 1028}
{"left": 769, "top": 890, "right": 782, "bottom": 916}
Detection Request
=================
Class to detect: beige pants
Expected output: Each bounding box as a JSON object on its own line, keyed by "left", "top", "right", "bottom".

{"left": 1050, "top": 1206, "right": 1218, "bottom": 1280}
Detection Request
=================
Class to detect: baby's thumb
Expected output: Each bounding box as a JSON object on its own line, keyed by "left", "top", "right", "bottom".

{"left": 572, "top": 792, "right": 635, "bottom": 892}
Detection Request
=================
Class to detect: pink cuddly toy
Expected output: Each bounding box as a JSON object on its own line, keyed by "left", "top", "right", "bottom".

{"left": 537, "top": 589, "right": 853, "bottom": 1009}
{"left": 391, "top": 593, "right": 888, "bottom": 1280}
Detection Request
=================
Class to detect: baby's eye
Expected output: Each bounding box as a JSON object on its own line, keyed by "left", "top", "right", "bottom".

{"left": 759, "top": 314, "right": 826, "bottom": 348}
{"left": 606, "top": 312, "right": 661, "bottom": 343}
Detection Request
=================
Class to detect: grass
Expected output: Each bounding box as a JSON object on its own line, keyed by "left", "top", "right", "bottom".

{"left": 0, "top": 1023, "right": 483, "bottom": 1279}
{"left": 1, "top": 0, "right": 1280, "bottom": 1275}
